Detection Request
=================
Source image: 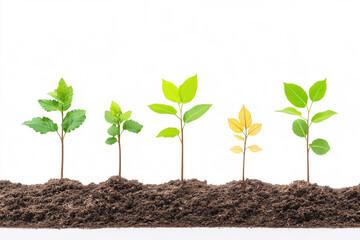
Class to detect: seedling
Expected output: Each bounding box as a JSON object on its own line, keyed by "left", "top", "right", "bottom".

{"left": 276, "top": 79, "right": 337, "bottom": 183}
{"left": 148, "top": 74, "right": 211, "bottom": 181}
{"left": 23, "top": 78, "right": 86, "bottom": 179}
{"left": 228, "top": 105, "right": 262, "bottom": 181}
{"left": 105, "top": 101, "right": 143, "bottom": 179}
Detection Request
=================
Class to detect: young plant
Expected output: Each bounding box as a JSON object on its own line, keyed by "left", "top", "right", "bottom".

{"left": 228, "top": 105, "right": 262, "bottom": 181}
{"left": 23, "top": 78, "right": 86, "bottom": 180}
{"left": 276, "top": 79, "right": 337, "bottom": 183}
{"left": 148, "top": 74, "right": 211, "bottom": 181}
{"left": 104, "top": 101, "right": 143, "bottom": 179}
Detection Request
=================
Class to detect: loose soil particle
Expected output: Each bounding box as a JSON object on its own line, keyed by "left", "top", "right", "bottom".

{"left": 0, "top": 177, "right": 360, "bottom": 228}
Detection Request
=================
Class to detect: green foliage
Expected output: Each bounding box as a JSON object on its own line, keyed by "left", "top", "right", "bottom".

{"left": 105, "top": 111, "right": 117, "bottom": 124}
{"left": 157, "top": 127, "right": 180, "bottom": 138}
{"left": 23, "top": 117, "right": 58, "bottom": 134}
{"left": 105, "top": 137, "right": 117, "bottom": 145}
{"left": 162, "top": 80, "right": 181, "bottom": 103}
{"left": 311, "top": 110, "right": 337, "bottom": 123}
{"left": 183, "top": 104, "right": 212, "bottom": 123}
{"left": 123, "top": 120, "right": 143, "bottom": 133}
{"left": 309, "top": 79, "right": 327, "bottom": 102}
{"left": 48, "top": 78, "right": 73, "bottom": 111}
{"left": 110, "top": 101, "right": 122, "bottom": 118}
{"left": 148, "top": 104, "right": 177, "bottom": 115}
{"left": 292, "top": 119, "right": 307, "bottom": 137}
{"left": 275, "top": 107, "right": 302, "bottom": 116}
{"left": 38, "top": 100, "right": 62, "bottom": 112}
{"left": 62, "top": 110, "right": 86, "bottom": 133}
{"left": 309, "top": 139, "right": 330, "bottom": 155}
{"left": 179, "top": 75, "right": 197, "bottom": 103}
{"left": 283, "top": 83, "right": 308, "bottom": 108}
{"left": 107, "top": 125, "right": 120, "bottom": 136}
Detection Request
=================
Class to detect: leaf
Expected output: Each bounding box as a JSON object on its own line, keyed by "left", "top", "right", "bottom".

{"left": 230, "top": 146, "right": 243, "bottom": 153}
{"left": 310, "top": 139, "right": 330, "bottom": 155}
{"left": 156, "top": 127, "right": 180, "bottom": 138}
{"left": 148, "top": 104, "right": 177, "bottom": 115}
{"left": 292, "top": 119, "right": 307, "bottom": 137}
{"left": 179, "top": 74, "right": 197, "bottom": 103}
{"left": 247, "top": 145, "right": 263, "bottom": 152}
{"left": 228, "top": 118, "right": 244, "bottom": 133}
{"left": 311, "top": 110, "right": 337, "bottom": 123}
{"left": 238, "top": 105, "right": 252, "bottom": 129}
{"left": 107, "top": 124, "right": 119, "bottom": 136}
{"left": 62, "top": 109, "right": 86, "bottom": 133}
{"left": 276, "top": 107, "right": 302, "bottom": 116}
{"left": 234, "top": 134, "right": 245, "bottom": 141}
{"left": 283, "top": 83, "right": 308, "bottom": 108}
{"left": 110, "top": 101, "right": 121, "bottom": 118}
{"left": 38, "top": 100, "right": 61, "bottom": 112}
{"left": 162, "top": 80, "right": 181, "bottom": 103}
{"left": 105, "top": 111, "right": 117, "bottom": 124}
{"left": 48, "top": 78, "right": 73, "bottom": 111}
{"left": 23, "top": 117, "right": 58, "bottom": 134}
{"left": 123, "top": 120, "right": 143, "bottom": 133}
{"left": 309, "top": 79, "right": 327, "bottom": 102}
{"left": 183, "top": 104, "right": 212, "bottom": 123}
{"left": 105, "top": 137, "right": 117, "bottom": 145}
{"left": 120, "top": 111, "right": 132, "bottom": 122}
{"left": 248, "top": 123, "right": 262, "bottom": 136}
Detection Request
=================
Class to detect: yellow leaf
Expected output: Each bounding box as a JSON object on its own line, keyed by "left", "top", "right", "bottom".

{"left": 228, "top": 118, "right": 244, "bottom": 133}
{"left": 231, "top": 146, "right": 243, "bottom": 153}
{"left": 248, "top": 123, "right": 262, "bottom": 136}
{"left": 238, "top": 105, "right": 252, "bottom": 129}
{"left": 234, "top": 134, "right": 245, "bottom": 141}
{"left": 247, "top": 145, "right": 262, "bottom": 152}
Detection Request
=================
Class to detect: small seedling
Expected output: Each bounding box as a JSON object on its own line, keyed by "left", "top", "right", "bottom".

{"left": 276, "top": 79, "right": 337, "bottom": 183}
{"left": 23, "top": 78, "right": 86, "bottom": 179}
{"left": 105, "top": 101, "right": 143, "bottom": 179}
{"left": 148, "top": 74, "right": 211, "bottom": 181}
{"left": 228, "top": 105, "right": 262, "bottom": 181}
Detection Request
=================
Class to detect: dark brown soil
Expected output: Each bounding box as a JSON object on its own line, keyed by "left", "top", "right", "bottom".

{"left": 0, "top": 177, "right": 360, "bottom": 228}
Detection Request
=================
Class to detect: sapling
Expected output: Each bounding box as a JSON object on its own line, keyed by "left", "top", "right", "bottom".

{"left": 105, "top": 101, "right": 143, "bottom": 179}
{"left": 148, "top": 74, "right": 211, "bottom": 181}
{"left": 23, "top": 78, "right": 86, "bottom": 179}
{"left": 228, "top": 105, "right": 262, "bottom": 181}
{"left": 276, "top": 79, "right": 337, "bottom": 183}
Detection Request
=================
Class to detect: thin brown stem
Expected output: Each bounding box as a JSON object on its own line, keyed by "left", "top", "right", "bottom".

{"left": 306, "top": 125, "right": 310, "bottom": 183}
{"left": 242, "top": 136, "right": 247, "bottom": 181}
{"left": 118, "top": 134, "right": 122, "bottom": 179}
{"left": 60, "top": 111, "right": 64, "bottom": 180}
{"left": 180, "top": 119, "right": 184, "bottom": 182}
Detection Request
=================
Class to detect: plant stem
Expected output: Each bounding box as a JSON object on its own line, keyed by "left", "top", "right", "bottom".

{"left": 60, "top": 111, "right": 64, "bottom": 180}
{"left": 306, "top": 125, "right": 310, "bottom": 183}
{"left": 118, "top": 134, "right": 122, "bottom": 179}
{"left": 179, "top": 104, "right": 184, "bottom": 182}
{"left": 242, "top": 134, "right": 247, "bottom": 182}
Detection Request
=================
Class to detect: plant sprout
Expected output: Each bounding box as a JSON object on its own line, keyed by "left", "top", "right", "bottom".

{"left": 23, "top": 78, "right": 86, "bottom": 179}
{"left": 105, "top": 101, "right": 143, "bottom": 179}
{"left": 148, "top": 74, "right": 211, "bottom": 181}
{"left": 228, "top": 105, "right": 262, "bottom": 181}
{"left": 276, "top": 79, "right": 337, "bottom": 183}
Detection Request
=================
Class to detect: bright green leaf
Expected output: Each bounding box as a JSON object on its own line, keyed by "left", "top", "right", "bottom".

{"left": 156, "top": 127, "right": 180, "bottom": 138}
{"left": 148, "top": 104, "right": 177, "bottom": 115}
{"left": 310, "top": 139, "right": 330, "bottom": 155}
{"left": 105, "top": 137, "right": 117, "bottom": 145}
{"left": 120, "top": 111, "right": 132, "bottom": 122}
{"left": 284, "top": 83, "right": 308, "bottom": 108}
{"left": 62, "top": 109, "right": 86, "bottom": 133}
{"left": 23, "top": 117, "right": 58, "bottom": 134}
{"left": 110, "top": 101, "right": 121, "bottom": 118}
{"left": 38, "top": 100, "right": 62, "bottom": 112}
{"left": 183, "top": 104, "right": 212, "bottom": 123}
{"left": 276, "top": 107, "right": 302, "bottom": 116}
{"left": 292, "top": 119, "right": 307, "bottom": 137}
{"left": 48, "top": 78, "right": 73, "bottom": 111}
{"left": 107, "top": 124, "right": 119, "bottom": 136}
{"left": 105, "top": 111, "right": 117, "bottom": 124}
{"left": 123, "top": 120, "right": 143, "bottom": 133}
{"left": 179, "top": 74, "right": 198, "bottom": 103}
{"left": 162, "top": 80, "right": 181, "bottom": 103}
{"left": 309, "top": 79, "right": 327, "bottom": 102}
{"left": 311, "top": 110, "right": 337, "bottom": 123}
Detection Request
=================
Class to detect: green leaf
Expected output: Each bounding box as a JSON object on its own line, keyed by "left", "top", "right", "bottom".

{"left": 183, "top": 104, "right": 212, "bottom": 123}
{"left": 120, "top": 111, "right": 132, "bottom": 122}
{"left": 309, "top": 79, "right": 327, "bottom": 102}
{"left": 110, "top": 101, "right": 121, "bottom": 118}
{"left": 179, "top": 74, "right": 197, "bottom": 103}
{"left": 23, "top": 117, "right": 58, "bottom": 134}
{"left": 276, "top": 107, "right": 302, "bottom": 116}
{"left": 311, "top": 110, "right": 337, "bottom": 123}
{"left": 48, "top": 78, "right": 73, "bottom": 111}
{"left": 148, "top": 104, "right": 177, "bottom": 115}
{"left": 62, "top": 109, "right": 86, "bottom": 133}
{"left": 38, "top": 100, "right": 62, "bottom": 112}
{"left": 310, "top": 139, "right": 330, "bottom": 155}
{"left": 123, "top": 120, "right": 143, "bottom": 133}
{"left": 105, "top": 111, "right": 117, "bottom": 124}
{"left": 105, "top": 137, "right": 117, "bottom": 145}
{"left": 292, "top": 119, "right": 307, "bottom": 137}
{"left": 162, "top": 80, "right": 181, "bottom": 103}
{"left": 156, "top": 127, "right": 180, "bottom": 138}
{"left": 283, "top": 83, "right": 308, "bottom": 108}
{"left": 107, "top": 124, "right": 119, "bottom": 136}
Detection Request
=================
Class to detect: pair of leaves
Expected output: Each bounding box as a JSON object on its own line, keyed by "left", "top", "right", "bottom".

{"left": 228, "top": 105, "right": 262, "bottom": 136}
{"left": 162, "top": 74, "right": 198, "bottom": 104}
{"left": 230, "top": 145, "right": 262, "bottom": 153}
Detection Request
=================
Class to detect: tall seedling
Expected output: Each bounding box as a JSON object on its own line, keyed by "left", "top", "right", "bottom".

{"left": 276, "top": 79, "right": 337, "bottom": 183}
{"left": 23, "top": 78, "right": 86, "bottom": 179}
{"left": 105, "top": 101, "right": 143, "bottom": 179}
{"left": 149, "top": 74, "right": 211, "bottom": 181}
{"left": 228, "top": 105, "right": 262, "bottom": 181}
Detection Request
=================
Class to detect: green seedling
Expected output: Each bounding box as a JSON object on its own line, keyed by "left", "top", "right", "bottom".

{"left": 276, "top": 79, "right": 337, "bottom": 183}
{"left": 148, "top": 74, "right": 212, "bottom": 181}
{"left": 23, "top": 78, "right": 86, "bottom": 179}
{"left": 228, "top": 105, "right": 262, "bottom": 181}
{"left": 105, "top": 101, "right": 143, "bottom": 179}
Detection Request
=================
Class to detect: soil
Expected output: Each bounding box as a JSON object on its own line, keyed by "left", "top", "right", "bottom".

{"left": 0, "top": 177, "right": 360, "bottom": 228}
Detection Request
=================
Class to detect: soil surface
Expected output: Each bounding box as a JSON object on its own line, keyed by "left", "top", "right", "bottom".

{"left": 0, "top": 177, "right": 360, "bottom": 228}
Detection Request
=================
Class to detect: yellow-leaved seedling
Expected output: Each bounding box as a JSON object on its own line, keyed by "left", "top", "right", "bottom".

{"left": 228, "top": 105, "right": 262, "bottom": 181}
